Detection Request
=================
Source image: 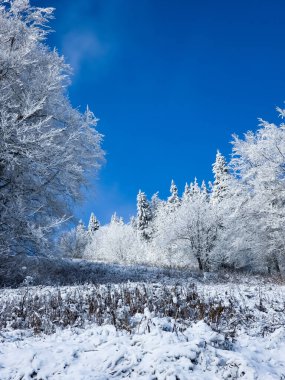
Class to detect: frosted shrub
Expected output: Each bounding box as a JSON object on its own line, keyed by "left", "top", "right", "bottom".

{"left": 85, "top": 222, "right": 147, "bottom": 265}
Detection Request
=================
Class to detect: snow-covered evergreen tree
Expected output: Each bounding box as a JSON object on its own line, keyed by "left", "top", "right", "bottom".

{"left": 164, "top": 179, "right": 180, "bottom": 219}
{"left": 182, "top": 183, "right": 191, "bottom": 201}
{"left": 150, "top": 192, "right": 161, "bottom": 218}
{"left": 88, "top": 213, "right": 100, "bottom": 233}
{"left": 110, "top": 213, "right": 124, "bottom": 225}
{"left": 136, "top": 190, "right": 153, "bottom": 240}
{"left": 130, "top": 216, "right": 137, "bottom": 229}
{"left": 168, "top": 180, "right": 180, "bottom": 207}
{"left": 201, "top": 180, "right": 209, "bottom": 198}
{"left": 212, "top": 150, "right": 230, "bottom": 203}
{"left": 189, "top": 178, "right": 200, "bottom": 197}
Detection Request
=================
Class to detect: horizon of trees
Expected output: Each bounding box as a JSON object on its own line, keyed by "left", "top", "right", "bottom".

{"left": 63, "top": 109, "right": 285, "bottom": 275}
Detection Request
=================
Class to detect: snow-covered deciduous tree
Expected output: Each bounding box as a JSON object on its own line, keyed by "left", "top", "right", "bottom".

{"left": 0, "top": 1, "right": 104, "bottom": 255}
{"left": 229, "top": 108, "right": 285, "bottom": 273}
{"left": 86, "top": 220, "right": 145, "bottom": 265}
{"left": 88, "top": 213, "right": 100, "bottom": 234}
{"left": 205, "top": 151, "right": 236, "bottom": 269}
{"left": 153, "top": 181, "right": 180, "bottom": 244}
{"left": 209, "top": 182, "right": 251, "bottom": 271}
{"left": 152, "top": 180, "right": 219, "bottom": 270}
{"left": 60, "top": 220, "right": 89, "bottom": 259}
{"left": 174, "top": 186, "right": 218, "bottom": 271}
{"left": 136, "top": 190, "right": 153, "bottom": 240}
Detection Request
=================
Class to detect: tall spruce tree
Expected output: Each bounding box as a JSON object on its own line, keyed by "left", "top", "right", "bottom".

{"left": 212, "top": 150, "right": 230, "bottom": 202}
{"left": 201, "top": 180, "right": 209, "bottom": 199}
{"left": 136, "top": 190, "right": 153, "bottom": 240}
{"left": 150, "top": 192, "right": 161, "bottom": 218}
{"left": 167, "top": 180, "right": 180, "bottom": 209}
{"left": 110, "top": 212, "right": 124, "bottom": 225}
{"left": 182, "top": 182, "right": 191, "bottom": 201}
{"left": 189, "top": 178, "right": 200, "bottom": 198}
{"left": 88, "top": 212, "right": 100, "bottom": 233}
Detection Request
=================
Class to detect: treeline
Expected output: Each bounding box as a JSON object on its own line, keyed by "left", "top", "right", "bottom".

{"left": 62, "top": 111, "right": 285, "bottom": 274}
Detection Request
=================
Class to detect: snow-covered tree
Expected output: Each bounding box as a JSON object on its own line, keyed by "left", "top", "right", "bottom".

{"left": 88, "top": 213, "right": 100, "bottom": 234}
{"left": 60, "top": 220, "right": 89, "bottom": 259}
{"left": 0, "top": 1, "right": 104, "bottom": 256}
{"left": 152, "top": 179, "right": 218, "bottom": 270}
{"left": 86, "top": 221, "right": 145, "bottom": 265}
{"left": 154, "top": 181, "right": 180, "bottom": 240}
{"left": 189, "top": 178, "right": 200, "bottom": 197}
{"left": 110, "top": 212, "right": 124, "bottom": 225}
{"left": 136, "top": 190, "right": 153, "bottom": 240}
{"left": 210, "top": 108, "right": 285, "bottom": 273}
{"left": 182, "top": 183, "right": 191, "bottom": 201}
{"left": 209, "top": 182, "right": 251, "bottom": 271}
{"left": 150, "top": 192, "right": 161, "bottom": 218}
{"left": 201, "top": 180, "right": 209, "bottom": 198}
{"left": 168, "top": 180, "right": 180, "bottom": 209}
{"left": 212, "top": 151, "right": 230, "bottom": 203}
{"left": 229, "top": 108, "right": 285, "bottom": 273}
{"left": 175, "top": 188, "right": 218, "bottom": 271}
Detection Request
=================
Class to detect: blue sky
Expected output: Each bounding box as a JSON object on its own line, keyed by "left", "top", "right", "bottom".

{"left": 33, "top": 0, "right": 285, "bottom": 225}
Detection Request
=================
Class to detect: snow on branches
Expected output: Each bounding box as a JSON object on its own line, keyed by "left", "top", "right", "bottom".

{"left": 0, "top": 1, "right": 104, "bottom": 255}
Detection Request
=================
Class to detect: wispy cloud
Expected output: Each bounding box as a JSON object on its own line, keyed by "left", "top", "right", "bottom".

{"left": 52, "top": 0, "right": 121, "bottom": 74}
{"left": 61, "top": 30, "right": 110, "bottom": 72}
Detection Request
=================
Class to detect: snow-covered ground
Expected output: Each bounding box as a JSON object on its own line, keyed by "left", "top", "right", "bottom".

{"left": 1, "top": 281, "right": 285, "bottom": 379}
{"left": 1, "top": 318, "right": 285, "bottom": 379}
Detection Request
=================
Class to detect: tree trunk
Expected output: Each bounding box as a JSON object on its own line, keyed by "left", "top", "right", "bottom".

{"left": 197, "top": 257, "right": 203, "bottom": 271}
{"left": 273, "top": 256, "right": 281, "bottom": 273}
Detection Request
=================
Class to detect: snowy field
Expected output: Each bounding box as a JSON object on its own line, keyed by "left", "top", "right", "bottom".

{"left": 1, "top": 281, "right": 285, "bottom": 379}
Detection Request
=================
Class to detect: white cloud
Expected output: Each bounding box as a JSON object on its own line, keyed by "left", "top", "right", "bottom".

{"left": 61, "top": 30, "right": 109, "bottom": 72}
